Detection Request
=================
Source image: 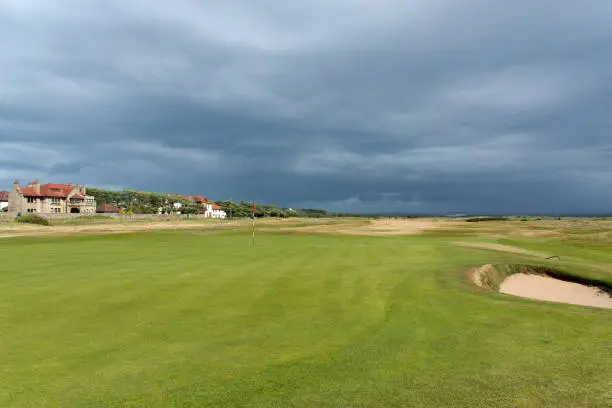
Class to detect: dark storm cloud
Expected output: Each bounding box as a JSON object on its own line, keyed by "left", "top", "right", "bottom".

{"left": 1, "top": 0, "right": 612, "bottom": 213}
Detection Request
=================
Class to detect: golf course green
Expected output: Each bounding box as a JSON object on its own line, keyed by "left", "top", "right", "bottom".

{"left": 1, "top": 223, "right": 611, "bottom": 407}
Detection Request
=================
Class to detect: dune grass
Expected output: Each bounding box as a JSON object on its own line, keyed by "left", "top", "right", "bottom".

{"left": 1, "top": 229, "right": 611, "bottom": 407}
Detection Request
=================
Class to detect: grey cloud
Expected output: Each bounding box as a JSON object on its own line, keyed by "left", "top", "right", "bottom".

{"left": 1, "top": 1, "right": 612, "bottom": 213}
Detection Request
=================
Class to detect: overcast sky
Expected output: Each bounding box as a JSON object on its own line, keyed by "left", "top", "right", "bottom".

{"left": 1, "top": 1, "right": 611, "bottom": 214}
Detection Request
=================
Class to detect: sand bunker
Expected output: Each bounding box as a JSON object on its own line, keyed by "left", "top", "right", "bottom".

{"left": 500, "top": 274, "right": 612, "bottom": 309}
{"left": 471, "top": 264, "right": 612, "bottom": 309}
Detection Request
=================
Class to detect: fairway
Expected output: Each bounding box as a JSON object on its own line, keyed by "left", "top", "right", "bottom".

{"left": 1, "top": 225, "right": 611, "bottom": 407}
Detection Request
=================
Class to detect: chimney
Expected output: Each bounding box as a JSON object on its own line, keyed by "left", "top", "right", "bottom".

{"left": 82, "top": 184, "right": 86, "bottom": 194}
{"left": 34, "top": 180, "right": 40, "bottom": 195}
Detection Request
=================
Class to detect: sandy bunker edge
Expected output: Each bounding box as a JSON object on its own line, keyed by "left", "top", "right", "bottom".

{"left": 472, "top": 264, "right": 612, "bottom": 309}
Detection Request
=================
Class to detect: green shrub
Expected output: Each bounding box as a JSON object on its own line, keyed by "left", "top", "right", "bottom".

{"left": 465, "top": 217, "right": 508, "bottom": 222}
{"left": 16, "top": 214, "right": 51, "bottom": 226}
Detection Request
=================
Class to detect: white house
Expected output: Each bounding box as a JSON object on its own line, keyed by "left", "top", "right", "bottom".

{"left": 204, "top": 202, "right": 226, "bottom": 219}
{"left": 156, "top": 195, "right": 226, "bottom": 218}
{"left": 157, "top": 199, "right": 183, "bottom": 215}
{"left": 0, "top": 191, "right": 8, "bottom": 212}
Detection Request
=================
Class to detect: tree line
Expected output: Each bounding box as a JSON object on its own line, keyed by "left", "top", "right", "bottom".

{"left": 87, "top": 188, "right": 355, "bottom": 218}
{"left": 87, "top": 188, "right": 202, "bottom": 214}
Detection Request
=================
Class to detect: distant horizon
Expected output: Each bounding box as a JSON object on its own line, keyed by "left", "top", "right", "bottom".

{"left": 356, "top": 212, "right": 612, "bottom": 218}
{"left": 3, "top": 182, "right": 610, "bottom": 218}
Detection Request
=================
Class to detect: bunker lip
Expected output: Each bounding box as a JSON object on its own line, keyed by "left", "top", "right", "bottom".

{"left": 472, "top": 264, "right": 612, "bottom": 309}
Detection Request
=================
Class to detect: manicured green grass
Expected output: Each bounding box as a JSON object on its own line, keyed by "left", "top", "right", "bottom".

{"left": 1, "top": 230, "right": 611, "bottom": 407}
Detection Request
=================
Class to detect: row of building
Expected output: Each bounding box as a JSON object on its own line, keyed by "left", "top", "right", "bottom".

{"left": 0, "top": 180, "right": 227, "bottom": 218}
{"left": 164, "top": 195, "right": 226, "bottom": 218}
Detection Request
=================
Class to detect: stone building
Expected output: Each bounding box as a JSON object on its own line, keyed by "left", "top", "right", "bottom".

{"left": 8, "top": 180, "right": 96, "bottom": 215}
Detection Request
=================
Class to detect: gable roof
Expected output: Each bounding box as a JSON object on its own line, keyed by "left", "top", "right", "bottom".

{"left": 96, "top": 203, "right": 121, "bottom": 213}
{"left": 20, "top": 183, "right": 90, "bottom": 198}
{"left": 0, "top": 191, "right": 8, "bottom": 202}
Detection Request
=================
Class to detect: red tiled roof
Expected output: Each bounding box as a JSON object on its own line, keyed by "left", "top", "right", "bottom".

{"left": 0, "top": 191, "right": 8, "bottom": 202}
{"left": 20, "top": 183, "right": 86, "bottom": 198}
{"left": 210, "top": 203, "right": 222, "bottom": 210}
{"left": 43, "top": 183, "right": 77, "bottom": 197}
{"left": 96, "top": 203, "right": 120, "bottom": 213}
{"left": 19, "top": 186, "right": 39, "bottom": 196}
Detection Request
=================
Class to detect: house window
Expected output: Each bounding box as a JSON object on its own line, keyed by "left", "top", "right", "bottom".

{"left": 27, "top": 209, "right": 36, "bottom": 213}
{"left": 50, "top": 198, "right": 60, "bottom": 204}
{"left": 27, "top": 197, "right": 36, "bottom": 203}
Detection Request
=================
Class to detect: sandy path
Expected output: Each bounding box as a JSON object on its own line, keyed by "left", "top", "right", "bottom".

{"left": 500, "top": 274, "right": 612, "bottom": 309}
{"left": 0, "top": 221, "right": 238, "bottom": 238}
{"left": 454, "top": 242, "right": 550, "bottom": 258}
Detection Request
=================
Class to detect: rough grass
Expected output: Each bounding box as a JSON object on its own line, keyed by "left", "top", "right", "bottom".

{"left": 15, "top": 214, "right": 51, "bottom": 226}
{"left": 1, "top": 227, "right": 611, "bottom": 407}
{"left": 48, "top": 215, "right": 216, "bottom": 226}
{"left": 465, "top": 216, "right": 509, "bottom": 222}
{"left": 50, "top": 215, "right": 115, "bottom": 225}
